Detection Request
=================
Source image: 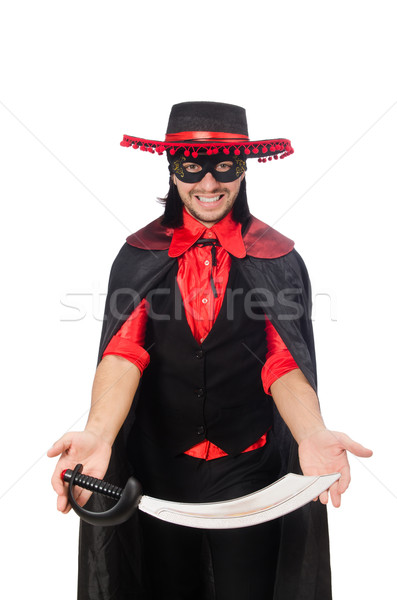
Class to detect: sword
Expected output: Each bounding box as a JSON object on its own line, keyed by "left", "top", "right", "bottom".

{"left": 62, "top": 464, "right": 340, "bottom": 528}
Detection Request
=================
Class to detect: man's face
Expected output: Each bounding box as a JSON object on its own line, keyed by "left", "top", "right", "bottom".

{"left": 172, "top": 158, "right": 245, "bottom": 227}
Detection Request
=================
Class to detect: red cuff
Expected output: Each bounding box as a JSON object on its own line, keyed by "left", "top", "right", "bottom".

{"left": 261, "top": 351, "right": 299, "bottom": 395}
{"left": 102, "top": 299, "right": 150, "bottom": 376}
{"left": 262, "top": 316, "right": 299, "bottom": 395}
{"left": 103, "top": 341, "right": 150, "bottom": 376}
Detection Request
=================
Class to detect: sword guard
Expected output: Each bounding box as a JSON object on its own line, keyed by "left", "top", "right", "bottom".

{"left": 66, "top": 464, "right": 142, "bottom": 527}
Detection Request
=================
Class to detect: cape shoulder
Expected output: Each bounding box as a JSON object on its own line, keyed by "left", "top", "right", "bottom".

{"left": 126, "top": 215, "right": 294, "bottom": 259}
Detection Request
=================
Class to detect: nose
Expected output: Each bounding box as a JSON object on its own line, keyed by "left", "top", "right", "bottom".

{"left": 199, "top": 171, "right": 219, "bottom": 190}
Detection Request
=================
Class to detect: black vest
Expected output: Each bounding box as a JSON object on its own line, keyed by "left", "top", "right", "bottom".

{"left": 135, "top": 259, "right": 274, "bottom": 456}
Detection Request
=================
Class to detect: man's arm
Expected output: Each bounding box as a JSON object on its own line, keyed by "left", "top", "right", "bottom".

{"left": 48, "top": 355, "right": 140, "bottom": 513}
{"left": 270, "top": 368, "right": 373, "bottom": 507}
{"left": 86, "top": 355, "right": 140, "bottom": 444}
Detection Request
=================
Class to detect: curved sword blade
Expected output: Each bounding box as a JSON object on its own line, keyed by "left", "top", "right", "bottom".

{"left": 138, "top": 472, "right": 341, "bottom": 529}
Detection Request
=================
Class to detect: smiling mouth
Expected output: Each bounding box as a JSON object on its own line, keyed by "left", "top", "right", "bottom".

{"left": 195, "top": 194, "right": 224, "bottom": 204}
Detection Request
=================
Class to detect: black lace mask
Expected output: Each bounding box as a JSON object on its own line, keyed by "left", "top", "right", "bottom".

{"left": 169, "top": 153, "right": 247, "bottom": 183}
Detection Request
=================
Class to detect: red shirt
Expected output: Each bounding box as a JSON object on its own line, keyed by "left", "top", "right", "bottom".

{"left": 103, "top": 209, "right": 299, "bottom": 459}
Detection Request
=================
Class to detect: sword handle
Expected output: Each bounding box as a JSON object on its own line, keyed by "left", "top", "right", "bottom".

{"left": 62, "top": 464, "right": 142, "bottom": 527}
{"left": 62, "top": 468, "right": 123, "bottom": 500}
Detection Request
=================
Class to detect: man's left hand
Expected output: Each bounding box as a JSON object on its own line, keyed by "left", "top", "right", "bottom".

{"left": 298, "top": 430, "right": 373, "bottom": 507}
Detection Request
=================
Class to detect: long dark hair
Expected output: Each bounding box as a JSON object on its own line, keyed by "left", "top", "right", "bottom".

{"left": 158, "top": 177, "right": 251, "bottom": 228}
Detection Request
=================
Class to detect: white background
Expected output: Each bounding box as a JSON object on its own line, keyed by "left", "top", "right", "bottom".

{"left": 1, "top": 1, "right": 395, "bottom": 598}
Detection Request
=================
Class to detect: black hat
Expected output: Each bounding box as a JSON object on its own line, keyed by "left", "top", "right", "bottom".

{"left": 120, "top": 101, "right": 293, "bottom": 164}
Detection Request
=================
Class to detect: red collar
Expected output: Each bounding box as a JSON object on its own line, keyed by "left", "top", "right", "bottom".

{"left": 168, "top": 209, "right": 246, "bottom": 258}
{"left": 126, "top": 212, "right": 295, "bottom": 259}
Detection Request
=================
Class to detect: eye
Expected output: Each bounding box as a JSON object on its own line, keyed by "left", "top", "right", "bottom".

{"left": 183, "top": 163, "right": 202, "bottom": 172}
{"left": 216, "top": 162, "right": 233, "bottom": 172}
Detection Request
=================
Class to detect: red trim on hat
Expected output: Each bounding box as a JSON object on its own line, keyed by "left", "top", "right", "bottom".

{"left": 165, "top": 131, "right": 249, "bottom": 142}
{"left": 120, "top": 135, "right": 294, "bottom": 163}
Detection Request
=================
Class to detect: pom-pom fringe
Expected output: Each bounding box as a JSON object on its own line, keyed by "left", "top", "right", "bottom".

{"left": 120, "top": 136, "right": 294, "bottom": 163}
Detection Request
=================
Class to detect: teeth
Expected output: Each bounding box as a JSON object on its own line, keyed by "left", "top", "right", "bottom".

{"left": 197, "top": 195, "right": 221, "bottom": 203}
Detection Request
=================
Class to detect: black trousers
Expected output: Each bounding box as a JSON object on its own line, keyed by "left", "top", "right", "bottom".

{"left": 129, "top": 429, "right": 282, "bottom": 600}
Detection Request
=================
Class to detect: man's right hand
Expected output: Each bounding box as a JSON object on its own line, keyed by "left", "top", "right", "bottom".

{"left": 47, "top": 430, "right": 112, "bottom": 514}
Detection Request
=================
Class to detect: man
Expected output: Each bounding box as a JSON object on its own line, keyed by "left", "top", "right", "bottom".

{"left": 48, "top": 102, "right": 372, "bottom": 600}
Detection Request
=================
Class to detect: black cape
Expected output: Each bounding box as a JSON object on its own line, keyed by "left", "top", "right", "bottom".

{"left": 77, "top": 215, "right": 332, "bottom": 600}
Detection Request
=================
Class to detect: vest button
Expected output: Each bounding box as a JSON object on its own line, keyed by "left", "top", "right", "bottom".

{"left": 195, "top": 350, "right": 204, "bottom": 359}
{"left": 195, "top": 388, "right": 205, "bottom": 397}
{"left": 196, "top": 426, "right": 205, "bottom": 435}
